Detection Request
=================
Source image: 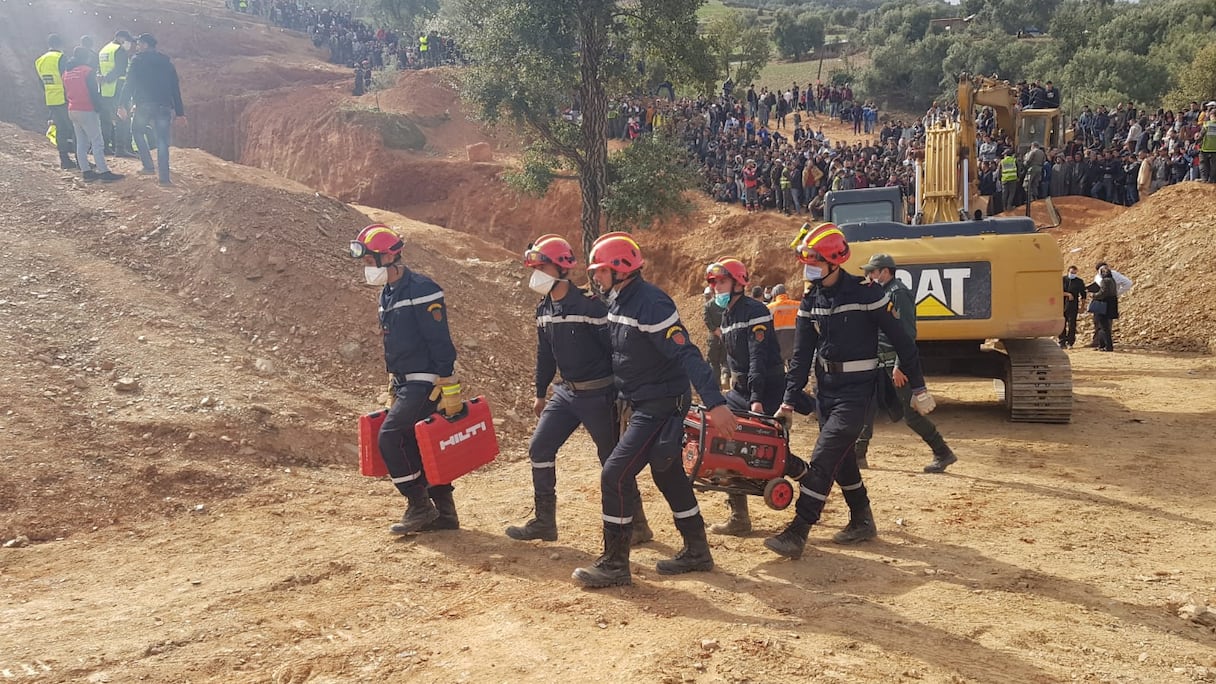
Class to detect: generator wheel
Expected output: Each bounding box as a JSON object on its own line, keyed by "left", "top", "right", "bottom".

{"left": 763, "top": 478, "right": 794, "bottom": 510}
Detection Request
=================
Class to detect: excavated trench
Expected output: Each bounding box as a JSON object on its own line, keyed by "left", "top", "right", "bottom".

{"left": 178, "top": 64, "right": 584, "bottom": 256}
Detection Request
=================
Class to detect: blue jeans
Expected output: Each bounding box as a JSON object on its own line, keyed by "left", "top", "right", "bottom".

{"left": 134, "top": 104, "right": 174, "bottom": 183}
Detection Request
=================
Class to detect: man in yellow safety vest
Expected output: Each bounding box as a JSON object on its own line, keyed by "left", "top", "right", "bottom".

{"left": 98, "top": 31, "right": 136, "bottom": 157}
{"left": 1201, "top": 102, "right": 1216, "bottom": 184}
{"left": 34, "top": 33, "right": 75, "bottom": 169}
{"left": 999, "top": 148, "right": 1020, "bottom": 211}
{"left": 418, "top": 33, "right": 428, "bottom": 67}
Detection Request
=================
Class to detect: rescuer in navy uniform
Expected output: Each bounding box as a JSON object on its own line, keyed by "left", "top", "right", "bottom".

{"left": 572, "top": 232, "right": 738, "bottom": 588}
{"left": 703, "top": 258, "right": 787, "bottom": 536}
{"left": 351, "top": 224, "right": 463, "bottom": 535}
{"left": 768, "top": 223, "right": 938, "bottom": 559}
{"left": 506, "top": 234, "right": 653, "bottom": 545}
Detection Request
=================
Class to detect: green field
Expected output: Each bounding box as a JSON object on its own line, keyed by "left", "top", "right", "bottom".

{"left": 751, "top": 53, "right": 870, "bottom": 92}
{"left": 697, "top": 0, "right": 733, "bottom": 22}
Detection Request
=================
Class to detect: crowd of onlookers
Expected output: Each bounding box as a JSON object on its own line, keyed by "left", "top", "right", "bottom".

{"left": 228, "top": 1, "right": 461, "bottom": 71}
{"left": 610, "top": 76, "right": 1213, "bottom": 219}
{"left": 605, "top": 85, "right": 919, "bottom": 219}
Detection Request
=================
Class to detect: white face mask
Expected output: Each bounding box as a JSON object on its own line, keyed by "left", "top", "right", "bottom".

{"left": 529, "top": 270, "right": 559, "bottom": 296}
{"left": 364, "top": 266, "right": 389, "bottom": 286}
{"left": 803, "top": 264, "right": 823, "bottom": 281}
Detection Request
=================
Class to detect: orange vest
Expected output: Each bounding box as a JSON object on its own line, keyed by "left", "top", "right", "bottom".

{"left": 768, "top": 295, "right": 799, "bottom": 330}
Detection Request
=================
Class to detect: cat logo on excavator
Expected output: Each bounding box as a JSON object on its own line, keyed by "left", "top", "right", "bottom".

{"left": 892, "top": 262, "right": 992, "bottom": 320}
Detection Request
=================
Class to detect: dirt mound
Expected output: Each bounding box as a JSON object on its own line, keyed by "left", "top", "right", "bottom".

{"left": 636, "top": 202, "right": 809, "bottom": 321}
{"left": 1049, "top": 182, "right": 1216, "bottom": 353}
{"left": 0, "top": 121, "right": 537, "bottom": 540}
{"left": 1000, "top": 195, "right": 1128, "bottom": 231}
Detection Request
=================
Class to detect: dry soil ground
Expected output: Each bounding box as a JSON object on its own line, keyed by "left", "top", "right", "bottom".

{"left": 3, "top": 2, "right": 1216, "bottom": 683}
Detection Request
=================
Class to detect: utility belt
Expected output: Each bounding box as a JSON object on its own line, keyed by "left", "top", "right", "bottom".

{"left": 619, "top": 392, "right": 690, "bottom": 472}
{"left": 561, "top": 376, "right": 614, "bottom": 393}
{"left": 730, "top": 368, "right": 786, "bottom": 392}
{"left": 391, "top": 372, "right": 439, "bottom": 386}
{"left": 817, "top": 357, "right": 878, "bottom": 374}
{"left": 628, "top": 392, "right": 690, "bottom": 418}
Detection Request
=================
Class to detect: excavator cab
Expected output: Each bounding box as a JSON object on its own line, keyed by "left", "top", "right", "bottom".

{"left": 1016, "top": 109, "right": 1066, "bottom": 155}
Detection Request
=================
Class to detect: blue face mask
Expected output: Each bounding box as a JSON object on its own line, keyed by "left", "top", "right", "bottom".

{"left": 713, "top": 292, "right": 732, "bottom": 308}
{"left": 1067, "top": 273, "right": 1078, "bottom": 280}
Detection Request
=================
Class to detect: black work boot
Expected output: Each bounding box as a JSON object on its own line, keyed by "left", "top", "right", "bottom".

{"left": 630, "top": 499, "right": 654, "bottom": 545}
{"left": 420, "top": 487, "right": 460, "bottom": 531}
{"left": 389, "top": 489, "right": 439, "bottom": 535}
{"left": 505, "top": 494, "right": 557, "bottom": 541}
{"left": 783, "top": 455, "right": 808, "bottom": 480}
{"left": 709, "top": 493, "right": 752, "bottom": 536}
{"left": 656, "top": 517, "right": 714, "bottom": 575}
{"left": 924, "top": 448, "right": 957, "bottom": 473}
{"left": 573, "top": 525, "right": 632, "bottom": 588}
{"left": 764, "top": 517, "right": 812, "bottom": 559}
{"left": 832, "top": 505, "right": 878, "bottom": 544}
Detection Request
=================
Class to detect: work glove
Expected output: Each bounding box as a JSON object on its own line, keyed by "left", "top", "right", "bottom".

{"left": 430, "top": 377, "right": 463, "bottom": 416}
{"left": 773, "top": 403, "right": 795, "bottom": 428}
{"left": 911, "top": 389, "right": 937, "bottom": 416}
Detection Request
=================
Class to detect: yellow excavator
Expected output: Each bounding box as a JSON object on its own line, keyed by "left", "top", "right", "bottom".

{"left": 921, "top": 74, "right": 1069, "bottom": 224}
{"left": 821, "top": 74, "right": 1073, "bottom": 423}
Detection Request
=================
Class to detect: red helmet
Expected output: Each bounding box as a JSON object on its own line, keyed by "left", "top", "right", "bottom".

{"left": 350, "top": 224, "right": 404, "bottom": 259}
{"left": 523, "top": 234, "right": 577, "bottom": 270}
{"left": 794, "top": 222, "right": 850, "bottom": 266}
{"left": 588, "top": 232, "right": 644, "bottom": 274}
{"left": 705, "top": 258, "right": 749, "bottom": 287}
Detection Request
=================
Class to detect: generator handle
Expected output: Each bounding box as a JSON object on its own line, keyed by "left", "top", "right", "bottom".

{"left": 687, "top": 404, "right": 708, "bottom": 485}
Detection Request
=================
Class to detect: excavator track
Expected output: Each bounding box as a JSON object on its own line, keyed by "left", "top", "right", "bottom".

{"left": 1002, "top": 338, "right": 1073, "bottom": 423}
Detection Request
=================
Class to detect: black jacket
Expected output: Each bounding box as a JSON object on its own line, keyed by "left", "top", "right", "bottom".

{"left": 1063, "top": 275, "right": 1087, "bottom": 314}
{"left": 535, "top": 288, "right": 613, "bottom": 397}
{"left": 120, "top": 50, "right": 184, "bottom": 116}
{"left": 607, "top": 277, "right": 726, "bottom": 408}
{"left": 378, "top": 270, "right": 457, "bottom": 379}
{"left": 1092, "top": 275, "right": 1119, "bottom": 319}
{"left": 785, "top": 271, "right": 926, "bottom": 403}
{"left": 720, "top": 295, "right": 784, "bottom": 404}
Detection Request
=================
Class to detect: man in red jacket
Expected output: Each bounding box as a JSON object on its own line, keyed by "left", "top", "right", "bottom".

{"left": 62, "top": 47, "right": 123, "bottom": 182}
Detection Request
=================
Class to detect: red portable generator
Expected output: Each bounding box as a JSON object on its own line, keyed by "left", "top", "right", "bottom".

{"left": 415, "top": 396, "right": 499, "bottom": 485}
{"left": 358, "top": 409, "right": 390, "bottom": 477}
{"left": 682, "top": 405, "right": 795, "bottom": 510}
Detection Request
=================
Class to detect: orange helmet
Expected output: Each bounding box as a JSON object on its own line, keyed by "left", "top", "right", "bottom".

{"left": 350, "top": 224, "right": 404, "bottom": 260}
{"left": 588, "top": 232, "right": 644, "bottom": 274}
{"left": 523, "top": 234, "right": 577, "bottom": 270}
{"left": 705, "top": 258, "right": 749, "bottom": 287}
{"left": 794, "top": 222, "right": 850, "bottom": 266}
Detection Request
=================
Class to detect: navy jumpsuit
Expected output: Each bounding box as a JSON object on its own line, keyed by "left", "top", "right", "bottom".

{"left": 783, "top": 272, "right": 926, "bottom": 526}
{"left": 376, "top": 269, "right": 458, "bottom": 498}
{"left": 601, "top": 277, "right": 727, "bottom": 532}
{"left": 720, "top": 294, "right": 786, "bottom": 415}
{"left": 530, "top": 288, "right": 618, "bottom": 496}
